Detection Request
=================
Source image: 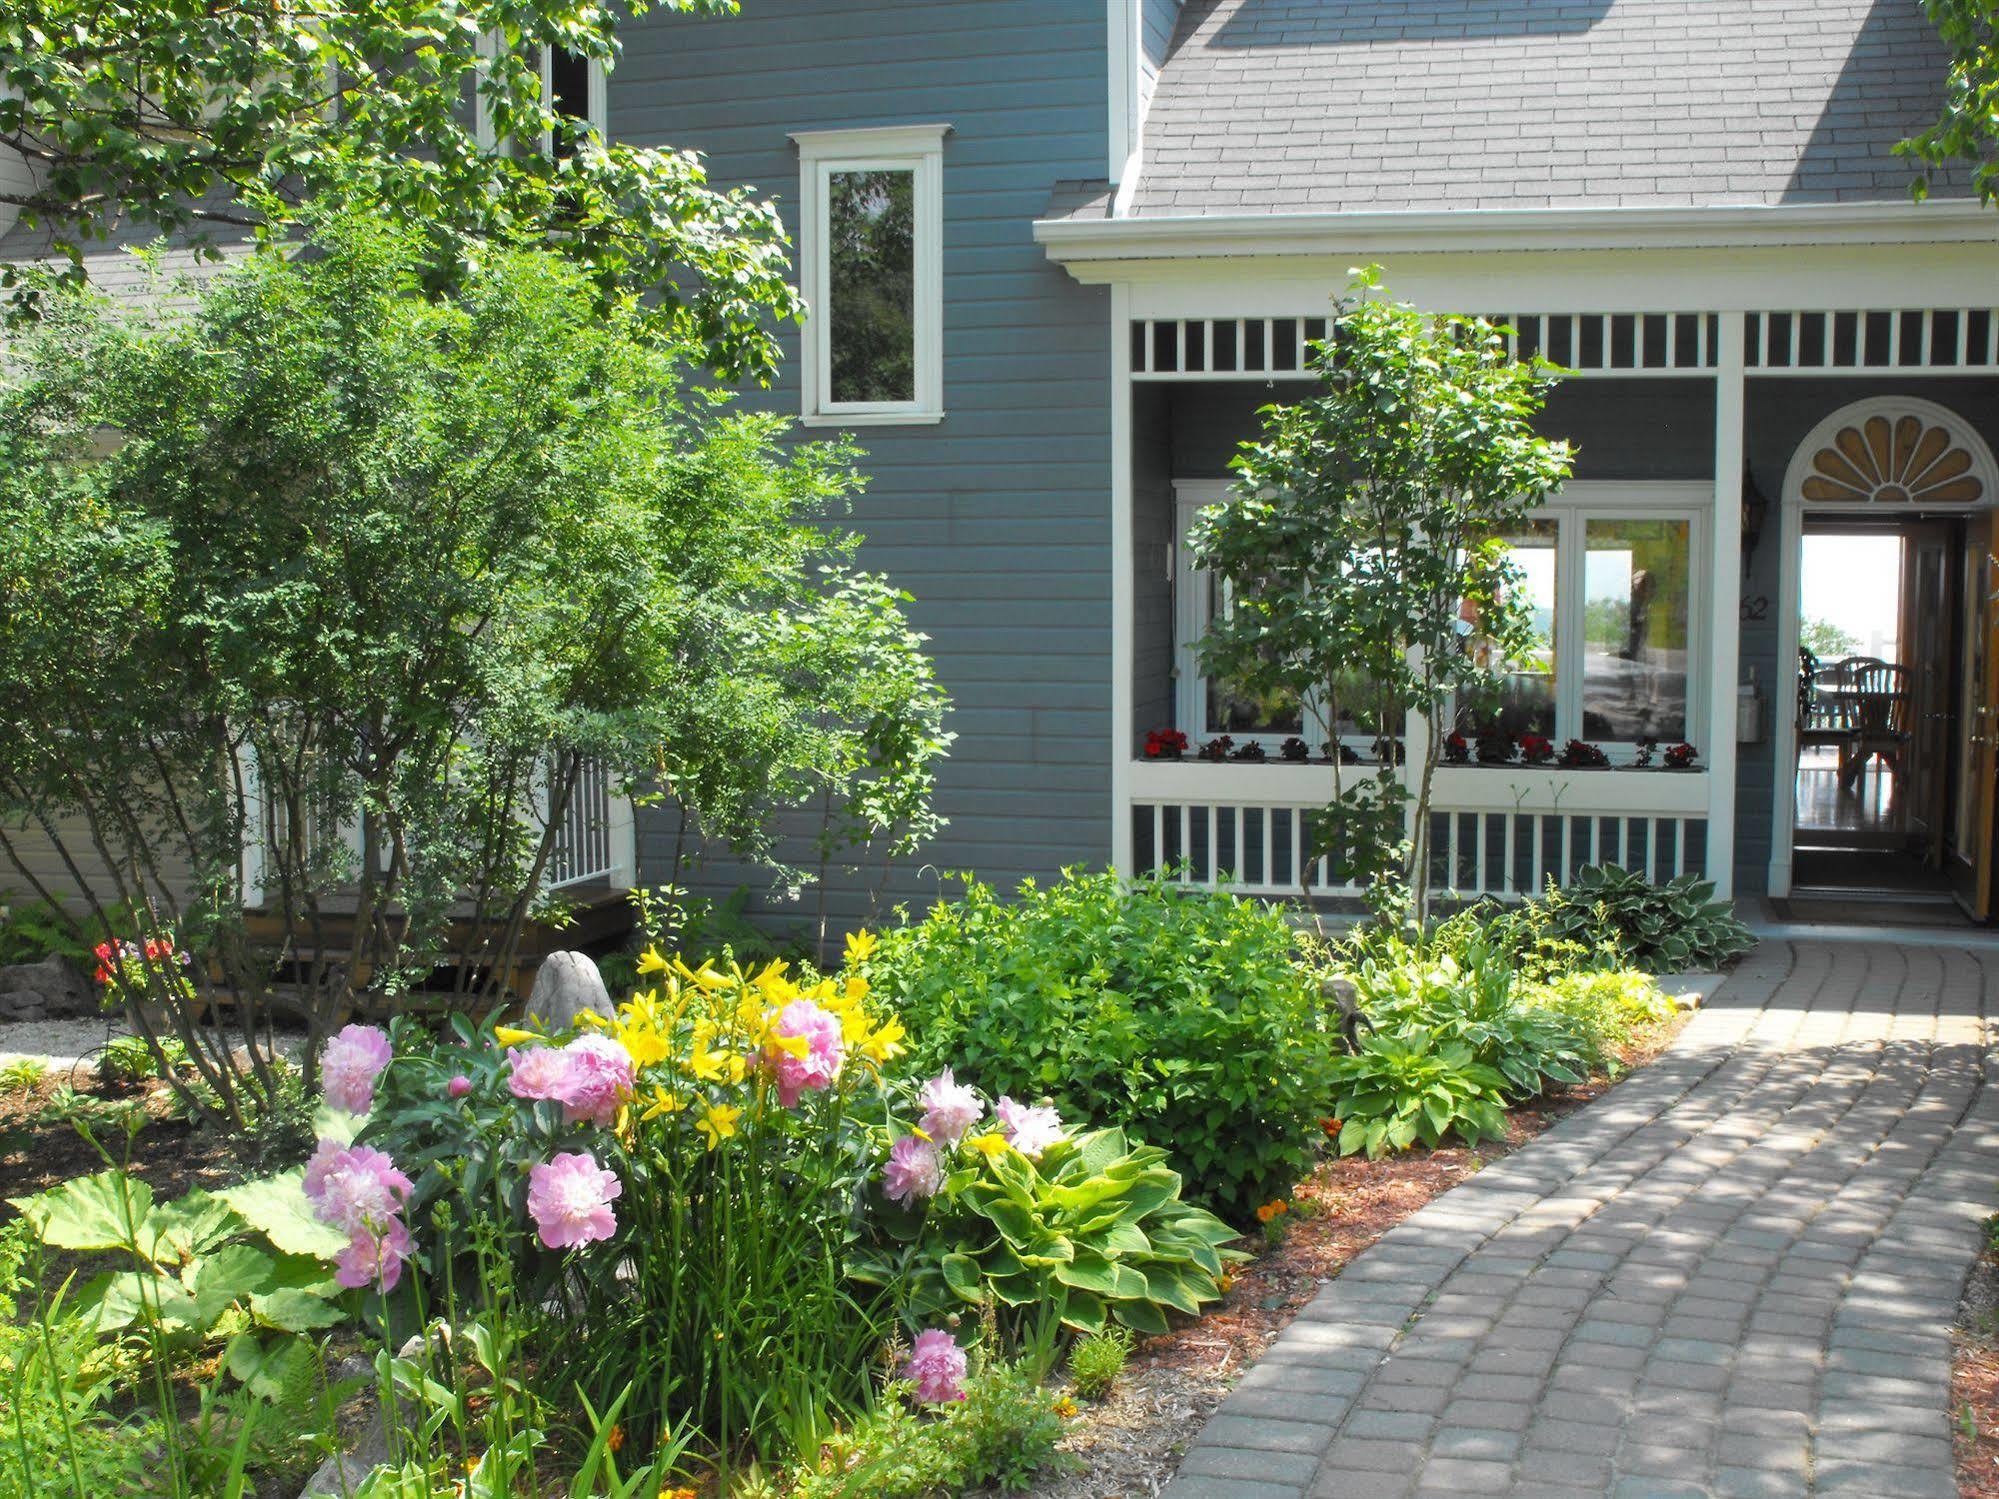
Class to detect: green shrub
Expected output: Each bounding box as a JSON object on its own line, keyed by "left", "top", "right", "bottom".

{"left": 0, "top": 1058, "right": 46, "bottom": 1093}
{"left": 873, "top": 870, "right": 1334, "bottom": 1217}
{"left": 1525, "top": 968, "right": 1675, "bottom": 1063}
{"left": 1346, "top": 931, "right": 1597, "bottom": 1096}
{"left": 795, "top": 1359, "right": 1071, "bottom": 1498}
{"left": 1067, "top": 1326, "right": 1133, "bottom": 1402}
{"left": 0, "top": 894, "right": 92, "bottom": 967}
{"left": 1508, "top": 866, "right": 1754, "bottom": 974}
{"left": 1323, "top": 1033, "right": 1510, "bottom": 1158}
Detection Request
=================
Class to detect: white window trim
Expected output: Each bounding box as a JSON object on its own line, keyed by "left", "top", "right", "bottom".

{"left": 1169, "top": 479, "right": 1711, "bottom": 762}
{"left": 791, "top": 123, "right": 949, "bottom": 427}
{"left": 472, "top": 39, "right": 606, "bottom": 154}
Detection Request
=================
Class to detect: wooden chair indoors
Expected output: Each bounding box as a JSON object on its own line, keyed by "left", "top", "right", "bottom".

{"left": 1796, "top": 647, "right": 1851, "bottom": 749}
{"left": 1820, "top": 655, "right": 1911, "bottom": 795}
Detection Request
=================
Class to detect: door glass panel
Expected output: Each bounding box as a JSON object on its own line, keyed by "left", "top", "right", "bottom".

{"left": 826, "top": 168, "right": 916, "bottom": 403}
{"left": 1583, "top": 518, "right": 1691, "bottom": 742}
{"left": 1458, "top": 522, "right": 1558, "bottom": 740}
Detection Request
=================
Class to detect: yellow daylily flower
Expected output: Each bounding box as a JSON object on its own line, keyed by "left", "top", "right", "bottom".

{"left": 861, "top": 1015, "right": 907, "bottom": 1065}
{"left": 844, "top": 973, "right": 871, "bottom": 1004}
{"left": 844, "top": 929, "right": 879, "bottom": 964}
{"left": 751, "top": 960, "right": 792, "bottom": 998}
{"left": 492, "top": 1024, "right": 540, "bottom": 1048}
{"left": 640, "top": 1086, "right": 688, "bottom": 1120}
{"left": 686, "top": 1028, "right": 747, "bottom": 1085}
{"left": 696, "top": 1102, "right": 742, "bottom": 1151}
{"left": 964, "top": 1132, "right": 1012, "bottom": 1159}
{"left": 636, "top": 946, "right": 670, "bottom": 976}
{"left": 676, "top": 958, "right": 731, "bottom": 992}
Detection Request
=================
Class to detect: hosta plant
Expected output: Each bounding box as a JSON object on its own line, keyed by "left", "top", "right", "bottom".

{"left": 1525, "top": 865, "right": 1754, "bottom": 974}
{"left": 1323, "top": 1033, "right": 1510, "bottom": 1158}
{"left": 858, "top": 1096, "right": 1242, "bottom": 1342}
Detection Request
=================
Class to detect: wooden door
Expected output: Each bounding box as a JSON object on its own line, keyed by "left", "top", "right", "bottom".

{"left": 1902, "top": 522, "right": 1957, "bottom": 866}
{"left": 1956, "top": 515, "right": 1999, "bottom": 918}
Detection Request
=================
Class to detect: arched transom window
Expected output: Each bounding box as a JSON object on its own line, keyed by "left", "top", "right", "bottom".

{"left": 1800, "top": 412, "right": 1986, "bottom": 506}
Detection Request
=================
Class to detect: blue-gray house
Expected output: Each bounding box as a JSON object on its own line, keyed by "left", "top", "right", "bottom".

{"left": 10, "top": 0, "right": 1999, "bottom": 932}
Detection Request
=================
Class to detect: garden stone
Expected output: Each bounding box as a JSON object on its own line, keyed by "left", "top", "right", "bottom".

{"left": 525, "top": 950, "right": 614, "bottom": 1030}
{"left": 0, "top": 955, "right": 95, "bottom": 1022}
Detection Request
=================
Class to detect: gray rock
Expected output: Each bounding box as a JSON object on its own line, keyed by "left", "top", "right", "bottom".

{"left": 524, "top": 950, "right": 614, "bottom": 1031}
{"left": 0, "top": 956, "right": 95, "bottom": 1022}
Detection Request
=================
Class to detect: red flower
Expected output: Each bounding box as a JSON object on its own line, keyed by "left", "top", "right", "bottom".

{"left": 1144, "top": 727, "right": 1189, "bottom": 759}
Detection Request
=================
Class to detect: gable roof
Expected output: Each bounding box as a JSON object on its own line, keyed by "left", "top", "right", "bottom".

{"left": 1129, "top": 0, "right": 1971, "bottom": 218}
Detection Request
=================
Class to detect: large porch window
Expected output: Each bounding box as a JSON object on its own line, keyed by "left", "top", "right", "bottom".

{"left": 1170, "top": 482, "right": 1707, "bottom": 761}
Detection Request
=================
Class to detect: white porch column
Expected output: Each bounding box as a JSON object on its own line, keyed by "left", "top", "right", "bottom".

{"left": 1706, "top": 312, "right": 1747, "bottom": 899}
{"left": 1110, "top": 282, "right": 1135, "bottom": 876}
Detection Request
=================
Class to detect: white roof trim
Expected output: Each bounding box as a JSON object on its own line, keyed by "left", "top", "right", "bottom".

{"left": 1035, "top": 200, "right": 1999, "bottom": 263}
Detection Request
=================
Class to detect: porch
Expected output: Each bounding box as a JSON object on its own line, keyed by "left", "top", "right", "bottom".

{"left": 1090, "top": 257, "right": 1999, "bottom": 913}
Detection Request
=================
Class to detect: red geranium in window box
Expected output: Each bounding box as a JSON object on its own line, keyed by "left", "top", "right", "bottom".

{"left": 1144, "top": 727, "right": 1189, "bottom": 760}
{"left": 1518, "top": 733, "right": 1555, "bottom": 765}
{"left": 1664, "top": 742, "right": 1700, "bottom": 770}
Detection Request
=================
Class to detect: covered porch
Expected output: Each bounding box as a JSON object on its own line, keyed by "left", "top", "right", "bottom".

{"left": 1048, "top": 219, "right": 1999, "bottom": 912}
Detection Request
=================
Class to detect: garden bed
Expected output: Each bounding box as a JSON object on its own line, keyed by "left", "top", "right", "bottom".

{"left": 1034, "top": 1018, "right": 1687, "bottom": 1498}
{"left": 1953, "top": 1235, "right": 1999, "bottom": 1498}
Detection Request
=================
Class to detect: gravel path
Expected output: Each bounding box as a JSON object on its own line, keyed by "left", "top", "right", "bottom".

{"left": 1164, "top": 938, "right": 1999, "bottom": 1499}
{"left": 0, "top": 1014, "right": 137, "bottom": 1072}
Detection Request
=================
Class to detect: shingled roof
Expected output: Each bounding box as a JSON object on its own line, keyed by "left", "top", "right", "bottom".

{"left": 1129, "top": 0, "right": 1969, "bottom": 218}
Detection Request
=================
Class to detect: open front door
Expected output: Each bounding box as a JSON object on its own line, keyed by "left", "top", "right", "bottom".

{"left": 1903, "top": 522, "right": 1958, "bottom": 868}
{"left": 1958, "top": 516, "right": 1999, "bottom": 918}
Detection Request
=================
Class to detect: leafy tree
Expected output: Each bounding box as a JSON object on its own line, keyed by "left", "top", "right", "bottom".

{"left": 1902, "top": 0, "right": 1999, "bottom": 203}
{"left": 0, "top": 211, "right": 947, "bottom": 1129}
{"left": 1801, "top": 617, "right": 1862, "bottom": 659}
{"left": 0, "top": 0, "right": 795, "bottom": 381}
{"left": 1188, "top": 269, "right": 1572, "bottom": 918}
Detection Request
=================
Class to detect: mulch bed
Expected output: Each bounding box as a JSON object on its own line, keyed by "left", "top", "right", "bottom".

{"left": 0, "top": 1071, "right": 253, "bottom": 1215}
{"left": 1954, "top": 1239, "right": 1999, "bottom": 1497}
{"left": 1031, "top": 1020, "right": 1687, "bottom": 1499}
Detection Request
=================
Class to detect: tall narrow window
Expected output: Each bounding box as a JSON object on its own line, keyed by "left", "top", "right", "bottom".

{"left": 541, "top": 45, "right": 601, "bottom": 159}
{"left": 1458, "top": 523, "right": 1559, "bottom": 741}
{"left": 793, "top": 125, "right": 948, "bottom": 424}
{"left": 1582, "top": 518, "right": 1693, "bottom": 742}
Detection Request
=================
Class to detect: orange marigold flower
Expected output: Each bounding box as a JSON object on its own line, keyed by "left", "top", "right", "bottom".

{"left": 1255, "top": 1199, "right": 1289, "bottom": 1223}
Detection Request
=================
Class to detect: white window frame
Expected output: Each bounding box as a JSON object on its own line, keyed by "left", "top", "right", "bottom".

{"left": 1169, "top": 479, "right": 1711, "bottom": 762}
{"left": 472, "top": 40, "right": 606, "bottom": 154}
{"left": 791, "top": 123, "right": 948, "bottom": 427}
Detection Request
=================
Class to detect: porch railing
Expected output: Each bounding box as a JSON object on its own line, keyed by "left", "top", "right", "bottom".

{"left": 546, "top": 757, "right": 635, "bottom": 891}
{"left": 1129, "top": 761, "right": 1711, "bottom": 901}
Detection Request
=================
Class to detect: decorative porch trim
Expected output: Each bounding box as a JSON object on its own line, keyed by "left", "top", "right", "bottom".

{"left": 1765, "top": 395, "right": 1999, "bottom": 899}
{"left": 1748, "top": 309, "right": 1999, "bottom": 373}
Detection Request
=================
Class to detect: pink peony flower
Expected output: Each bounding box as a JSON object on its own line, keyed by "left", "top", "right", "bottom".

{"left": 447, "top": 1074, "right": 472, "bottom": 1099}
{"left": 507, "top": 1045, "right": 572, "bottom": 1107}
{"left": 334, "top": 1215, "right": 413, "bottom": 1291}
{"left": 303, "top": 1140, "right": 414, "bottom": 1292}
{"left": 994, "top": 1096, "right": 1066, "bottom": 1160}
{"left": 883, "top": 1135, "right": 942, "bottom": 1205}
{"left": 321, "top": 1024, "right": 393, "bottom": 1115}
{"left": 555, "top": 1034, "right": 634, "bottom": 1125}
{"left": 766, "top": 999, "right": 845, "bottom": 1109}
{"left": 303, "top": 1142, "right": 412, "bottom": 1238}
{"left": 904, "top": 1328, "right": 968, "bottom": 1403}
{"left": 527, "top": 1150, "right": 622, "bottom": 1249}
{"left": 917, "top": 1068, "right": 983, "bottom": 1146}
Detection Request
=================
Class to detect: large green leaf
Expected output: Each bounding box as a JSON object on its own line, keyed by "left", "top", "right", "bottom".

{"left": 1054, "top": 1252, "right": 1119, "bottom": 1296}
{"left": 250, "top": 1286, "right": 346, "bottom": 1332}
{"left": 219, "top": 1171, "right": 346, "bottom": 1258}
{"left": 9, "top": 1172, "right": 155, "bottom": 1255}
{"left": 940, "top": 1253, "right": 983, "bottom": 1303}
{"left": 142, "top": 1191, "right": 245, "bottom": 1265}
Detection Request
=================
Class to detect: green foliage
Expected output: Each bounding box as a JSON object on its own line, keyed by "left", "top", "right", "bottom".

{"left": 0, "top": 1057, "right": 46, "bottom": 1093}
{"left": 0, "top": 208, "right": 945, "bottom": 1127}
{"left": 96, "top": 1033, "right": 184, "bottom": 1088}
{"left": 1190, "top": 268, "right": 1573, "bottom": 911}
{"left": 794, "top": 1362, "right": 1071, "bottom": 1498}
{"left": 874, "top": 869, "right": 1334, "bottom": 1217}
{"left": 1902, "top": 0, "right": 1999, "bottom": 205}
{"left": 1346, "top": 932, "right": 1597, "bottom": 1095}
{"left": 863, "top": 1127, "right": 1242, "bottom": 1344}
{"left": 1524, "top": 968, "right": 1676, "bottom": 1065}
{"left": 1066, "top": 1326, "right": 1133, "bottom": 1403}
{"left": 0, "top": 893, "right": 92, "bottom": 966}
{"left": 0, "top": 0, "right": 797, "bottom": 383}
{"left": 1520, "top": 865, "right": 1754, "bottom": 974}
{"left": 1323, "top": 1033, "right": 1511, "bottom": 1159}
{"left": 7, "top": 1168, "right": 346, "bottom": 1354}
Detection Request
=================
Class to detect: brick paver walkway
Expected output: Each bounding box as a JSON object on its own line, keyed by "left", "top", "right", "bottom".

{"left": 1164, "top": 939, "right": 1999, "bottom": 1499}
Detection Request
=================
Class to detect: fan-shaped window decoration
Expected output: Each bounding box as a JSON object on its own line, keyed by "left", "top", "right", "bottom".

{"left": 1800, "top": 414, "right": 1985, "bottom": 505}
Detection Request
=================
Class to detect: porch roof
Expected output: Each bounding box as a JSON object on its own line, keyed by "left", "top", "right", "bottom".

{"left": 1118, "top": 0, "right": 1971, "bottom": 220}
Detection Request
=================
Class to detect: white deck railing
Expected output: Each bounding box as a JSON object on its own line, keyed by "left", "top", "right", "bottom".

{"left": 546, "top": 758, "right": 636, "bottom": 891}
{"left": 1129, "top": 760, "right": 1712, "bottom": 900}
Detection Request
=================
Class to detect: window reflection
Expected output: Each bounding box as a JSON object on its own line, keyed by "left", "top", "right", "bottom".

{"left": 1458, "top": 522, "right": 1558, "bottom": 740}
{"left": 1582, "top": 518, "right": 1690, "bottom": 741}
{"left": 1204, "top": 574, "right": 1304, "bottom": 735}
{"left": 827, "top": 169, "right": 916, "bottom": 403}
